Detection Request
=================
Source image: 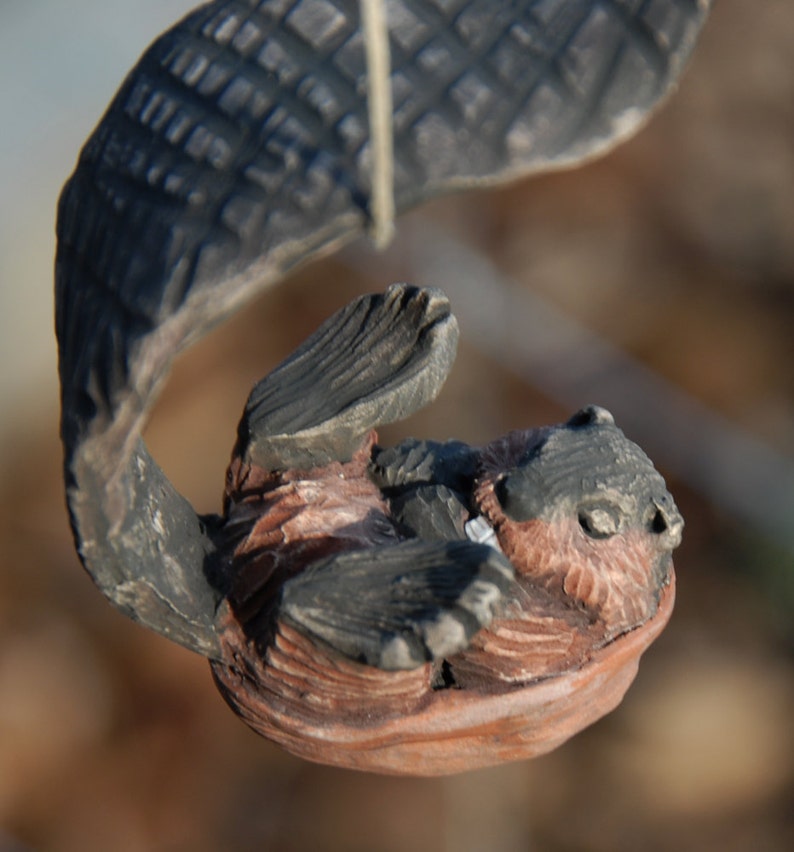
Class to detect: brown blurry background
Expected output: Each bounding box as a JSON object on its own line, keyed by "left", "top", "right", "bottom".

{"left": 1, "top": 1, "right": 792, "bottom": 850}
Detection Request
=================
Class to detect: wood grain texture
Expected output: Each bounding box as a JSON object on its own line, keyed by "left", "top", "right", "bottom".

{"left": 211, "top": 374, "right": 681, "bottom": 772}
{"left": 53, "top": 1, "right": 703, "bottom": 771}
{"left": 211, "top": 576, "right": 674, "bottom": 775}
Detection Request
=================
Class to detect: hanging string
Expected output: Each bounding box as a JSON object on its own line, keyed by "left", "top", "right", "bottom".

{"left": 360, "top": 0, "right": 395, "bottom": 249}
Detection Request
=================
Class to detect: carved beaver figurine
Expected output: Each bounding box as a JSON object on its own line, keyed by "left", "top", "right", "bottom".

{"left": 209, "top": 284, "right": 682, "bottom": 775}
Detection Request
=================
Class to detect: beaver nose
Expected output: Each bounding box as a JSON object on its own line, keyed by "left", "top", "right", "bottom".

{"left": 648, "top": 497, "right": 684, "bottom": 550}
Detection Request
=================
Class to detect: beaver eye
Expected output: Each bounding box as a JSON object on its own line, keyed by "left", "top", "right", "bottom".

{"left": 578, "top": 504, "right": 620, "bottom": 539}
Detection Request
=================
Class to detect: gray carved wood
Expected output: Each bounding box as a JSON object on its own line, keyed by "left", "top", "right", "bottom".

{"left": 238, "top": 284, "right": 458, "bottom": 470}
{"left": 56, "top": 0, "right": 712, "bottom": 657}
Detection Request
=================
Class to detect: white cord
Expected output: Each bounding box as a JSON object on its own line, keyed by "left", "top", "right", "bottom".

{"left": 359, "top": 0, "right": 395, "bottom": 249}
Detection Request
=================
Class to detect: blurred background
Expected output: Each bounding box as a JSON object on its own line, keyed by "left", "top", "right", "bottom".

{"left": 0, "top": 1, "right": 792, "bottom": 850}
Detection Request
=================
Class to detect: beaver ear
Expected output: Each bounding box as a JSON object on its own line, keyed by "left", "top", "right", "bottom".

{"left": 238, "top": 284, "right": 458, "bottom": 471}
{"left": 279, "top": 540, "right": 514, "bottom": 670}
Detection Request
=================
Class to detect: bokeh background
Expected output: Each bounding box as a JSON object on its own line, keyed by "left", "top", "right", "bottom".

{"left": 1, "top": 1, "right": 792, "bottom": 850}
